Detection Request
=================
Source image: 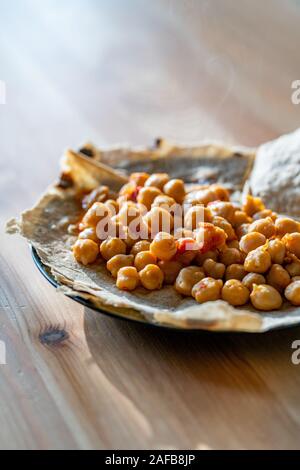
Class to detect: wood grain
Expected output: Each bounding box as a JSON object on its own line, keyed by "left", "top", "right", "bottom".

{"left": 1, "top": 0, "right": 300, "bottom": 449}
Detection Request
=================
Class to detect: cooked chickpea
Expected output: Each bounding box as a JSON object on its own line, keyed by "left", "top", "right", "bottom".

{"left": 285, "top": 281, "right": 300, "bottom": 306}
{"left": 239, "top": 232, "right": 266, "bottom": 254}
{"left": 150, "top": 232, "right": 177, "bottom": 261}
{"left": 73, "top": 239, "right": 99, "bottom": 265}
{"left": 275, "top": 217, "right": 300, "bottom": 236}
{"left": 78, "top": 226, "right": 99, "bottom": 243}
{"left": 143, "top": 207, "right": 174, "bottom": 236}
{"left": 285, "top": 260, "right": 300, "bottom": 277}
{"left": 195, "top": 223, "right": 227, "bottom": 252}
{"left": 152, "top": 195, "right": 176, "bottom": 209}
{"left": 175, "top": 266, "right": 205, "bottom": 296}
{"left": 118, "top": 181, "right": 138, "bottom": 201}
{"left": 107, "top": 254, "right": 134, "bottom": 277}
{"left": 82, "top": 185, "right": 109, "bottom": 209}
{"left": 242, "top": 273, "right": 266, "bottom": 291}
{"left": 266, "top": 264, "right": 290, "bottom": 291}
{"left": 163, "top": 179, "right": 185, "bottom": 203}
{"left": 208, "top": 201, "right": 236, "bottom": 224}
{"left": 129, "top": 172, "right": 150, "bottom": 186}
{"left": 243, "top": 195, "right": 265, "bottom": 216}
{"left": 222, "top": 280, "right": 250, "bottom": 306}
{"left": 219, "top": 247, "right": 241, "bottom": 266}
{"left": 137, "top": 186, "right": 162, "bottom": 210}
{"left": 253, "top": 209, "right": 277, "bottom": 221}
{"left": 134, "top": 251, "right": 157, "bottom": 271}
{"left": 158, "top": 260, "right": 183, "bottom": 284}
{"left": 267, "top": 239, "right": 286, "bottom": 264}
{"left": 250, "top": 284, "right": 282, "bottom": 310}
{"left": 232, "top": 210, "right": 252, "bottom": 227}
{"left": 192, "top": 277, "right": 223, "bottom": 303}
{"left": 203, "top": 258, "right": 225, "bottom": 279}
{"left": 174, "top": 237, "right": 198, "bottom": 266}
{"left": 210, "top": 184, "right": 230, "bottom": 201}
{"left": 100, "top": 237, "right": 126, "bottom": 260}
{"left": 81, "top": 202, "right": 111, "bottom": 228}
{"left": 116, "top": 266, "right": 139, "bottom": 291}
{"left": 130, "top": 240, "right": 151, "bottom": 256}
{"left": 195, "top": 250, "right": 218, "bottom": 265}
{"left": 225, "top": 264, "right": 247, "bottom": 281}
{"left": 185, "top": 188, "right": 218, "bottom": 206}
{"left": 145, "top": 173, "right": 169, "bottom": 190}
{"left": 244, "top": 246, "right": 271, "bottom": 273}
{"left": 248, "top": 217, "right": 275, "bottom": 239}
{"left": 282, "top": 233, "right": 300, "bottom": 258}
{"left": 139, "top": 264, "right": 164, "bottom": 290}
{"left": 212, "top": 216, "right": 236, "bottom": 241}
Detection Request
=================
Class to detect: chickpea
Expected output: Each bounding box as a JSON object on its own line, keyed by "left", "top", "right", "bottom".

{"left": 129, "top": 172, "right": 150, "bottom": 187}
{"left": 139, "top": 264, "right": 164, "bottom": 290}
{"left": 266, "top": 264, "right": 290, "bottom": 291}
{"left": 244, "top": 246, "right": 271, "bottom": 273}
{"left": 152, "top": 195, "right": 176, "bottom": 209}
{"left": 203, "top": 258, "right": 225, "bottom": 279}
{"left": 192, "top": 277, "right": 223, "bottom": 303}
{"left": 100, "top": 237, "right": 127, "bottom": 260}
{"left": 195, "top": 250, "right": 218, "bottom": 265}
{"left": 150, "top": 232, "right": 177, "bottom": 261}
{"left": 143, "top": 207, "right": 174, "bottom": 236}
{"left": 285, "top": 281, "right": 300, "bottom": 306}
{"left": 243, "top": 195, "right": 265, "bottom": 216}
{"left": 104, "top": 199, "right": 119, "bottom": 215}
{"left": 116, "top": 266, "right": 139, "bottom": 291}
{"left": 82, "top": 185, "right": 109, "bottom": 209}
{"left": 158, "top": 260, "right": 183, "bottom": 284}
{"left": 185, "top": 188, "right": 218, "bottom": 206}
{"left": 195, "top": 223, "right": 227, "bottom": 252}
{"left": 208, "top": 201, "right": 236, "bottom": 224}
{"left": 210, "top": 184, "right": 230, "bottom": 201}
{"left": 219, "top": 247, "right": 241, "bottom": 266}
{"left": 275, "top": 217, "right": 300, "bottom": 236}
{"left": 222, "top": 280, "right": 250, "bottom": 306}
{"left": 250, "top": 284, "right": 282, "bottom": 310}
{"left": 212, "top": 216, "right": 236, "bottom": 241}
{"left": 225, "top": 264, "right": 247, "bottom": 281}
{"left": 81, "top": 202, "right": 111, "bottom": 228}
{"left": 286, "top": 260, "right": 300, "bottom": 277}
{"left": 145, "top": 173, "right": 169, "bottom": 190}
{"left": 73, "top": 239, "right": 99, "bottom": 265}
{"left": 242, "top": 273, "right": 266, "bottom": 291}
{"left": 134, "top": 251, "right": 157, "bottom": 271}
{"left": 236, "top": 223, "right": 251, "bottom": 240}
{"left": 253, "top": 209, "right": 277, "bottom": 221}
{"left": 78, "top": 226, "right": 99, "bottom": 243}
{"left": 239, "top": 232, "right": 266, "bottom": 254}
{"left": 137, "top": 186, "right": 162, "bottom": 210}
{"left": 174, "top": 237, "right": 198, "bottom": 265}
{"left": 248, "top": 217, "right": 275, "bottom": 239}
{"left": 282, "top": 233, "right": 300, "bottom": 258}
{"left": 232, "top": 210, "right": 252, "bottom": 227}
{"left": 118, "top": 181, "right": 139, "bottom": 202}
{"left": 107, "top": 254, "right": 134, "bottom": 277}
{"left": 163, "top": 179, "right": 186, "bottom": 203}
{"left": 130, "top": 240, "right": 151, "bottom": 256}
{"left": 267, "top": 239, "right": 286, "bottom": 264}
{"left": 175, "top": 266, "right": 205, "bottom": 296}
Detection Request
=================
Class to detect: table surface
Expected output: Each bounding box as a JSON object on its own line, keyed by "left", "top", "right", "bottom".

{"left": 1, "top": 0, "right": 300, "bottom": 450}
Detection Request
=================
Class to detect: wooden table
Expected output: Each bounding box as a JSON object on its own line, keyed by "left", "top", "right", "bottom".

{"left": 1, "top": 0, "right": 300, "bottom": 449}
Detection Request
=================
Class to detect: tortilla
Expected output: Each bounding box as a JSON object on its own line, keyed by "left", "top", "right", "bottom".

{"left": 6, "top": 134, "right": 300, "bottom": 332}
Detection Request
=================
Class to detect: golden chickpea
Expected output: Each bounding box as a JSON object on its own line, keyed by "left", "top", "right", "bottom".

{"left": 282, "top": 233, "right": 300, "bottom": 258}
{"left": 104, "top": 199, "right": 119, "bottom": 215}
{"left": 203, "top": 258, "right": 225, "bottom": 279}
{"left": 184, "top": 205, "right": 212, "bottom": 230}
{"left": 143, "top": 207, "right": 174, "bottom": 236}
{"left": 82, "top": 185, "right": 109, "bottom": 210}
{"left": 285, "top": 281, "right": 300, "bottom": 306}
{"left": 145, "top": 173, "right": 169, "bottom": 190}
{"left": 163, "top": 179, "right": 186, "bottom": 203}
{"left": 195, "top": 223, "right": 227, "bottom": 252}
{"left": 275, "top": 217, "right": 300, "bottom": 236}
{"left": 185, "top": 188, "right": 218, "bottom": 206}
{"left": 134, "top": 251, "right": 157, "bottom": 271}
{"left": 137, "top": 186, "right": 162, "bottom": 210}
{"left": 118, "top": 182, "right": 139, "bottom": 203}
{"left": 208, "top": 201, "right": 236, "bottom": 224}
{"left": 175, "top": 266, "right": 205, "bottom": 296}
{"left": 158, "top": 260, "right": 183, "bottom": 284}
{"left": 192, "top": 277, "right": 223, "bottom": 303}
{"left": 225, "top": 264, "right": 247, "bottom": 281}
{"left": 267, "top": 239, "right": 286, "bottom": 264}
{"left": 239, "top": 231, "right": 266, "bottom": 254}
{"left": 150, "top": 232, "right": 177, "bottom": 261}
{"left": 100, "top": 237, "right": 127, "bottom": 260}
{"left": 253, "top": 209, "right": 277, "bottom": 221}
{"left": 152, "top": 194, "right": 176, "bottom": 209}
{"left": 285, "top": 260, "right": 300, "bottom": 277}
{"left": 244, "top": 246, "right": 271, "bottom": 273}
{"left": 116, "top": 266, "right": 139, "bottom": 291}
{"left": 107, "top": 254, "right": 134, "bottom": 277}
{"left": 81, "top": 202, "right": 111, "bottom": 228}
{"left": 266, "top": 264, "right": 290, "bottom": 291}
{"left": 130, "top": 240, "right": 151, "bottom": 256}
{"left": 242, "top": 273, "right": 266, "bottom": 291}
{"left": 129, "top": 172, "right": 150, "bottom": 187}
{"left": 250, "top": 284, "right": 282, "bottom": 310}
{"left": 78, "top": 226, "right": 99, "bottom": 243}
{"left": 219, "top": 247, "right": 241, "bottom": 266}
{"left": 139, "top": 264, "right": 164, "bottom": 290}
{"left": 195, "top": 250, "right": 218, "bottom": 265}
{"left": 212, "top": 216, "right": 236, "bottom": 241}
{"left": 248, "top": 217, "right": 275, "bottom": 239}
{"left": 236, "top": 223, "right": 251, "bottom": 240}
{"left": 73, "top": 239, "right": 99, "bottom": 265}
{"left": 210, "top": 184, "right": 230, "bottom": 201}
{"left": 243, "top": 195, "right": 265, "bottom": 216}
{"left": 222, "top": 280, "right": 250, "bottom": 306}
{"left": 232, "top": 210, "right": 252, "bottom": 227}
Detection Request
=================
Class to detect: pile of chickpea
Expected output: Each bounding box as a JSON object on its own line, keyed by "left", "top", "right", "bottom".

{"left": 72, "top": 171, "right": 300, "bottom": 311}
